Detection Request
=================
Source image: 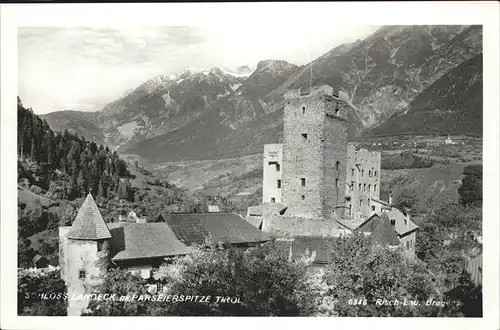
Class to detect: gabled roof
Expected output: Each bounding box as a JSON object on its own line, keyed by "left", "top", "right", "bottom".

{"left": 108, "top": 222, "right": 191, "bottom": 261}
{"left": 67, "top": 193, "right": 111, "bottom": 240}
{"left": 384, "top": 209, "right": 418, "bottom": 236}
{"left": 161, "top": 212, "right": 271, "bottom": 246}
{"left": 371, "top": 213, "right": 401, "bottom": 246}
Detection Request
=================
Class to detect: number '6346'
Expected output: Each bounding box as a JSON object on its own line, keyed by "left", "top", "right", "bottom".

{"left": 348, "top": 298, "right": 367, "bottom": 305}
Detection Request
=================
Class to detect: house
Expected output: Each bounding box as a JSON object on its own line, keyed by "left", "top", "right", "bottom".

{"left": 59, "top": 193, "right": 271, "bottom": 316}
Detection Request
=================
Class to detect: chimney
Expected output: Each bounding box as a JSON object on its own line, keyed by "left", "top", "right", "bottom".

{"left": 388, "top": 191, "right": 393, "bottom": 206}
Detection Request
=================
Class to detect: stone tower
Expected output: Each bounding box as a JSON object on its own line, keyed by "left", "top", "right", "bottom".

{"left": 281, "top": 85, "right": 349, "bottom": 219}
{"left": 59, "top": 193, "right": 111, "bottom": 316}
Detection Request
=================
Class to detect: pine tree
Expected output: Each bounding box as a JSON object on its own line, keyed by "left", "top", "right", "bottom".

{"left": 30, "top": 138, "right": 37, "bottom": 161}
{"left": 98, "top": 178, "right": 105, "bottom": 200}
{"left": 77, "top": 170, "right": 86, "bottom": 198}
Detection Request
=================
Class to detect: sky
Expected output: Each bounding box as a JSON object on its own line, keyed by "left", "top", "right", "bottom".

{"left": 18, "top": 25, "right": 379, "bottom": 114}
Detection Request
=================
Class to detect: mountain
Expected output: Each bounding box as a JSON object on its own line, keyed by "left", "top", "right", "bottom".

{"left": 271, "top": 25, "right": 482, "bottom": 127}
{"left": 41, "top": 25, "right": 482, "bottom": 162}
{"left": 364, "top": 53, "right": 483, "bottom": 137}
{"left": 41, "top": 110, "right": 105, "bottom": 145}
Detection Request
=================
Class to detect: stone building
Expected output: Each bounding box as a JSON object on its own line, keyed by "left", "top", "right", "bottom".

{"left": 345, "top": 144, "right": 382, "bottom": 219}
{"left": 281, "top": 85, "right": 348, "bottom": 219}
{"left": 60, "top": 193, "right": 270, "bottom": 316}
{"left": 246, "top": 83, "right": 417, "bottom": 260}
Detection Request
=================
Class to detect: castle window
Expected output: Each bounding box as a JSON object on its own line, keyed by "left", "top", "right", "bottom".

{"left": 302, "top": 106, "right": 306, "bottom": 114}
{"left": 374, "top": 184, "right": 377, "bottom": 192}
{"left": 335, "top": 104, "right": 339, "bottom": 114}
{"left": 335, "top": 161, "right": 340, "bottom": 171}
{"left": 368, "top": 184, "right": 371, "bottom": 192}
{"left": 371, "top": 206, "right": 375, "bottom": 211}
{"left": 351, "top": 169, "right": 355, "bottom": 176}
{"left": 358, "top": 184, "right": 361, "bottom": 191}
{"left": 362, "top": 170, "right": 364, "bottom": 177}
{"left": 79, "top": 269, "right": 86, "bottom": 280}
{"left": 301, "top": 178, "right": 306, "bottom": 187}
{"left": 276, "top": 164, "right": 280, "bottom": 172}
{"left": 271, "top": 198, "right": 275, "bottom": 203}
{"left": 335, "top": 179, "right": 339, "bottom": 188}
{"left": 375, "top": 171, "right": 378, "bottom": 177}
{"left": 360, "top": 199, "right": 363, "bottom": 207}
{"left": 97, "top": 241, "right": 103, "bottom": 252}
{"left": 301, "top": 133, "right": 308, "bottom": 141}
{"left": 301, "top": 195, "right": 305, "bottom": 200}
{"left": 351, "top": 181, "right": 355, "bottom": 191}
{"left": 390, "top": 219, "right": 396, "bottom": 227}
{"left": 277, "top": 180, "right": 281, "bottom": 188}
{"left": 364, "top": 183, "right": 366, "bottom": 191}
{"left": 369, "top": 170, "right": 372, "bottom": 177}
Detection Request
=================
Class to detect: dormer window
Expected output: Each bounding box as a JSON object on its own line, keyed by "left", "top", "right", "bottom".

{"left": 79, "top": 269, "right": 86, "bottom": 280}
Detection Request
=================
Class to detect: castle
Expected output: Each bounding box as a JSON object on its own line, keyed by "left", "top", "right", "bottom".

{"left": 247, "top": 84, "right": 417, "bottom": 258}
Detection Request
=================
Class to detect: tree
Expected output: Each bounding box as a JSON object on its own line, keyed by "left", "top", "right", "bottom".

{"left": 323, "top": 233, "right": 440, "bottom": 316}
{"left": 18, "top": 268, "right": 67, "bottom": 316}
{"left": 458, "top": 174, "right": 482, "bottom": 207}
{"left": 18, "top": 237, "right": 35, "bottom": 268}
{"left": 84, "top": 242, "right": 327, "bottom": 316}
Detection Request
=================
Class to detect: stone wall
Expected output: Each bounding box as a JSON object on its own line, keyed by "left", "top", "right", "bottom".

{"left": 262, "top": 144, "right": 283, "bottom": 203}
{"left": 266, "top": 215, "right": 350, "bottom": 238}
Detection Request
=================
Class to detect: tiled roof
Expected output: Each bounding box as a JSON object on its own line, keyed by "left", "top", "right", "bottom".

{"left": 357, "top": 213, "right": 381, "bottom": 233}
{"left": 108, "top": 222, "right": 191, "bottom": 261}
{"left": 384, "top": 209, "right": 418, "bottom": 236}
{"left": 371, "top": 213, "right": 401, "bottom": 246}
{"left": 162, "top": 212, "right": 271, "bottom": 246}
{"left": 67, "top": 193, "right": 111, "bottom": 240}
{"left": 245, "top": 216, "right": 263, "bottom": 228}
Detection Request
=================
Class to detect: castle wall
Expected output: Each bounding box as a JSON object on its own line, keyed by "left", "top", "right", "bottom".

{"left": 262, "top": 144, "right": 283, "bottom": 203}
{"left": 265, "top": 215, "right": 350, "bottom": 238}
{"left": 66, "top": 239, "right": 110, "bottom": 316}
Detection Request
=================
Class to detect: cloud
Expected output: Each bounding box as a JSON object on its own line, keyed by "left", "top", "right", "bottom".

{"left": 18, "top": 26, "right": 379, "bottom": 114}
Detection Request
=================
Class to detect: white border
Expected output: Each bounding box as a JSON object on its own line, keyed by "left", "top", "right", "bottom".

{"left": 1, "top": 2, "right": 499, "bottom": 330}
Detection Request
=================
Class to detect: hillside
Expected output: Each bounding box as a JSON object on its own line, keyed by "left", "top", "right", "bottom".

{"left": 42, "top": 110, "right": 105, "bottom": 145}
{"left": 365, "top": 54, "right": 483, "bottom": 136}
